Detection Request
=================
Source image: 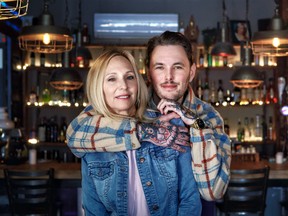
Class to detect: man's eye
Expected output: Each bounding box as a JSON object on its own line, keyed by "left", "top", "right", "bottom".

{"left": 155, "top": 66, "right": 164, "bottom": 70}
{"left": 174, "top": 65, "right": 183, "bottom": 70}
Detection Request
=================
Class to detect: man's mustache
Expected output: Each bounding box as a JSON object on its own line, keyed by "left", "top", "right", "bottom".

{"left": 161, "top": 81, "right": 178, "bottom": 85}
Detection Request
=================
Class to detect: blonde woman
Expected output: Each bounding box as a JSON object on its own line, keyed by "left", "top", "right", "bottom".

{"left": 70, "top": 49, "right": 201, "bottom": 215}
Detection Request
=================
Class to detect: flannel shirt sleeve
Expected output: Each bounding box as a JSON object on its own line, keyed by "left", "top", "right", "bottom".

{"left": 189, "top": 103, "right": 231, "bottom": 201}
{"left": 66, "top": 105, "right": 141, "bottom": 158}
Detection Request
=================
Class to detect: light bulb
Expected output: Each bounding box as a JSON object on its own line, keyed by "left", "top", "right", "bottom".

{"left": 272, "top": 37, "right": 280, "bottom": 47}
{"left": 43, "top": 33, "right": 51, "bottom": 45}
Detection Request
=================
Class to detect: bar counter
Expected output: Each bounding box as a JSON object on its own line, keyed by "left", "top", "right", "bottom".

{"left": 0, "top": 159, "right": 287, "bottom": 186}
{"left": 0, "top": 160, "right": 82, "bottom": 187}
{"left": 0, "top": 159, "right": 287, "bottom": 215}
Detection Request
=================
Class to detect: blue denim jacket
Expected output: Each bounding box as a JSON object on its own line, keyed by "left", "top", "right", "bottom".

{"left": 81, "top": 142, "right": 201, "bottom": 216}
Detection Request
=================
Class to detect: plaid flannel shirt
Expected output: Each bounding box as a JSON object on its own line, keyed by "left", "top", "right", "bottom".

{"left": 67, "top": 85, "right": 231, "bottom": 201}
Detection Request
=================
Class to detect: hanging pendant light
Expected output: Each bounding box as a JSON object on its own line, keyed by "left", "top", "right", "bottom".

{"left": 0, "top": 0, "right": 29, "bottom": 20}
{"left": 251, "top": 0, "right": 288, "bottom": 57}
{"left": 211, "top": 0, "right": 236, "bottom": 56}
{"left": 231, "top": 0, "right": 263, "bottom": 89}
{"left": 69, "top": 0, "right": 92, "bottom": 68}
{"left": 49, "top": 52, "right": 83, "bottom": 91}
{"left": 18, "top": 0, "right": 73, "bottom": 54}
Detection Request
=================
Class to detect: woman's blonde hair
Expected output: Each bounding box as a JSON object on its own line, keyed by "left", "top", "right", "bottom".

{"left": 86, "top": 49, "right": 148, "bottom": 121}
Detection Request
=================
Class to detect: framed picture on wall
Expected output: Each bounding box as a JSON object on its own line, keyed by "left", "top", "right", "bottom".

{"left": 230, "top": 20, "right": 251, "bottom": 44}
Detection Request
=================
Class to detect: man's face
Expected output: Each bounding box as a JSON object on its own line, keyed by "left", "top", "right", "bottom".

{"left": 148, "top": 45, "right": 196, "bottom": 104}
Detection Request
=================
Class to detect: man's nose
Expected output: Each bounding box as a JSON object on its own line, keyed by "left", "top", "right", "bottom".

{"left": 165, "top": 69, "right": 173, "bottom": 81}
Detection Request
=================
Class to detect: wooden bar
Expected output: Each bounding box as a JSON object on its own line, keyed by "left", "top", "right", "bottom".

{"left": 0, "top": 159, "right": 287, "bottom": 186}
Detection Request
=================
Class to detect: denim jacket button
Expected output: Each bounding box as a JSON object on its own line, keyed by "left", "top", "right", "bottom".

{"left": 152, "top": 205, "right": 159, "bottom": 211}
{"left": 146, "top": 181, "right": 152, "bottom": 186}
{"left": 139, "top": 157, "right": 145, "bottom": 163}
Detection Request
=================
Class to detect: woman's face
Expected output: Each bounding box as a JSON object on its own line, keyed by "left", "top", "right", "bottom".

{"left": 103, "top": 56, "right": 138, "bottom": 116}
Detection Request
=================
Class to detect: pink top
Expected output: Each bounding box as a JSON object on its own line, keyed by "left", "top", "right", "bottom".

{"left": 127, "top": 150, "right": 150, "bottom": 216}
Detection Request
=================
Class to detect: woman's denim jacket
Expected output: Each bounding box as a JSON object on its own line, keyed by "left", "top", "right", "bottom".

{"left": 82, "top": 142, "right": 201, "bottom": 216}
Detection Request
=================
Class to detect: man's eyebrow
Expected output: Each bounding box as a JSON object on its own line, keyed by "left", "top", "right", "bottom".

{"left": 152, "top": 62, "right": 164, "bottom": 66}
{"left": 173, "top": 62, "right": 185, "bottom": 66}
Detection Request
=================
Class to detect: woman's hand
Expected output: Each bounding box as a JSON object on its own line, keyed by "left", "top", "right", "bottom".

{"left": 157, "top": 99, "right": 196, "bottom": 126}
{"left": 137, "top": 120, "right": 190, "bottom": 152}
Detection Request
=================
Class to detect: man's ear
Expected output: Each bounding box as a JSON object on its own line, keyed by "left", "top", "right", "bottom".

{"left": 189, "top": 63, "right": 197, "bottom": 82}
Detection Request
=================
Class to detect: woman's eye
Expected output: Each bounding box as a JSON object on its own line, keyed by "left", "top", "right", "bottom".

{"left": 127, "top": 75, "right": 135, "bottom": 80}
{"left": 107, "top": 77, "right": 116, "bottom": 82}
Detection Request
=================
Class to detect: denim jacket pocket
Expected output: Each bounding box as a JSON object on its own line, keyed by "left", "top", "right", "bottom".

{"left": 88, "top": 161, "right": 115, "bottom": 180}
{"left": 150, "top": 147, "right": 178, "bottom": 178}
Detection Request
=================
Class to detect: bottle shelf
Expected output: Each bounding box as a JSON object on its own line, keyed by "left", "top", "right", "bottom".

{"left": 26, "top": 101, "right": 87, "bottom": 108}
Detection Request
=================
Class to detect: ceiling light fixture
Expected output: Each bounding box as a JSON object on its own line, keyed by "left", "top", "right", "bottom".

{"left": 69, "top": 0, "right": 92, "bottom": 68}
{"left": 18, "top": 0, "right": 73, "bottom": 54}
{"left": 211, "top": 0, "right": 236, "bottom": 56}
{"left": 251, "top": 0, "right": 288, "bottom": 57}
{"left": 49, "top": 52, "right": 83, "bottom": 91}
{"left": 231, "top": 0, "right": 263, "bottom": 89}
{"left": 0, "top": 0, "right": 29, "bottom": 20}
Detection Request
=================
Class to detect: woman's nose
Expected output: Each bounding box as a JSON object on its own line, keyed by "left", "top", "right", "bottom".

{"left": 119, "top": 79, "right": 128, "bottom": 89}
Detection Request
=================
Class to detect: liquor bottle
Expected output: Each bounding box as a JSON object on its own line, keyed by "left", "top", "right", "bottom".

{"left": 254, "top": 115, "right": 263, "bottom": 141}
{"left": 223, "top": 89, "right": 233, "bottom": 106}
{"left": 41, "top": 81, "right": 51, "bottom": 104}
{"left": 240, "top": 88, "right": 249, "bottom": 105}
{"left": 223, "top": 56, "right": 228, "bottom": 66}
{"left": 50, "top": 117, "right": 58, "bottom": 143}
{"left": 262, "top": 115, "right": 268, "bottom": 141}
{"left": 81, "top": 23, "right": 90, "bottom": 45}
{"left": 29, "top": 88, "right": 38, "bottom": 104}
{"left": 249, "top": 117, "right": 255, "bottom": 140}
{"left": 207, "top": 53, "right": 212, "bottom": 67}
{"left": 214, "top": 56, "right": 219, "bottom": 67}
{"left": 37, "top": 117, "right": 46, "bottom": 142}
{"left": 45, "top": 119, "right": 51, "bottom": 142}
{"left": 40, "top": 53, "right": 45, "bottom": 67}
{"left": 233, "top": 86, "right": 241, "bottom": 105}
{"left": 196, "top": 78, "right": 203, "bottom": 100}
{"left": 246, "top": 87, "right": 254, "bottom": 104}
{"left": 30, "top": 52, "right": 35, "bottom": 66}
{"left": 243, "top": 117, "right": 250, "bottom": 141}
{"left": 210, "top": 81, "right": 217, "bottom": 105}
{"left": 267, "top": 116, "right": 274, "bottom": 141}
{"left": 266, "top": 78, "right": 277, "bottom": 104}
{"left": 217, "top": 79, "right": 224, "bottom": 105}
{"left": 262, "top": 82, "right": 267, "bottom": 104}
{"left": 203, "top": 78, "right": 210, "bottom": 102}
{"left": 179, "top": 21, "right": 185, "bottom": 34}
{"left": 199, "top": 49, "right": 204, "bottom": 67}
{"left": 253, "top": 85, "right": 261, "bottom": 105}
{"left": 237, "top": 118, "right": 245, "bottom": 142}
{"left": 224, "top": 118, "right": 230, "bottom": 136}
{"left": 138, "top": 50, "right": 145, "bottom": 74}
{"left": 58, "top": 117, "right": 67, "bottom": 143}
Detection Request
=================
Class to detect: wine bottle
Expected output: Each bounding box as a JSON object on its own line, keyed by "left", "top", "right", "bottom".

{"left": 217, "top": 79, "right": 224, "bottom": 105}
{"left": 203, "top": 78, "right": 210, "bottom": 102}
{"left": 196, "top": 78, "right": 203, "bottom": 100}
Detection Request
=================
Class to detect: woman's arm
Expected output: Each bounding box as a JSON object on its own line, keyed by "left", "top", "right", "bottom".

{"left": 67, "top": 105, "right": 190, "bottom": 157}
{"left": 81, "top": 156, "right": 110, "bottom": 216}
{"left": 67, "top": 105, "right": 141, "bottom": 157}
